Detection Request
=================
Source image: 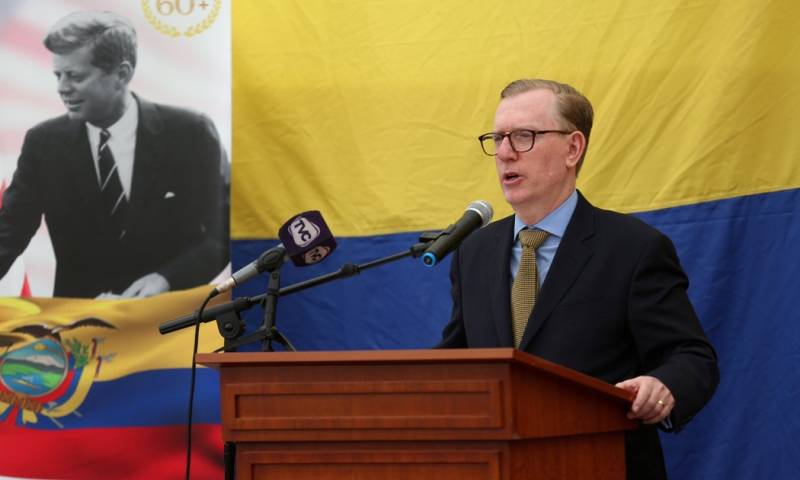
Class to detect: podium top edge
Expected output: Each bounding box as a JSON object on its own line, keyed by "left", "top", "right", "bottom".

{"left": 196, "top": 347, "right": 518, "bottom": 366}
{"left": 196, "top": 348, "right": 634, "bottom": 404}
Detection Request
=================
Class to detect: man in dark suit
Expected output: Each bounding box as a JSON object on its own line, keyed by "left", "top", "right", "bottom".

{"left": 0, "top": 11, "right": 228, "bottom": 298}
{"left": 438, "top": 79, "right": 719, "bottom": 479}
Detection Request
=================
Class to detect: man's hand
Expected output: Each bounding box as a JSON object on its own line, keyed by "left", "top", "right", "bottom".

{"left": 615, "top": 375, "right": 675, "bottom": 424}
{"left": 120, "top": 273, "right": 170, "bottom": 298}
{"left": 95, "top": 291, "right": 121, "bottom": 300}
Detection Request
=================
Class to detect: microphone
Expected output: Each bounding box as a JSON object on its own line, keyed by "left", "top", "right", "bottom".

{"left": 209, "top": 211, "right": 336, "bottom": 297}
{"left": 422, "top": 200, "right": 493, "bottom": 267}
{"left": 212, "top": 244, "right": 287, "bottom": 296}
{"left": 278, "top": 210, "right": 337, "bottom": 266}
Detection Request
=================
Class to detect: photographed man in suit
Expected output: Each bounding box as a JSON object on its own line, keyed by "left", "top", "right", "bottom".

{"left": 0, "top": 11, "right": 228, "bottom": 298}
{"left": 438, "top": 79, "right": 719, "bottom": 479}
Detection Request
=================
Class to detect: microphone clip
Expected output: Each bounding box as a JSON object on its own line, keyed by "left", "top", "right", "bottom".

{"left": 407, "top": 231, "right": 442, "bottom": 258}
{"left": 257, "top": 246, "right": 288, "bottom": 273}
{"left": 221, "top": 259, "right": 296, "bottom": 353}
{"left": 419, "top": 230, "right": 445, "bottom": 243}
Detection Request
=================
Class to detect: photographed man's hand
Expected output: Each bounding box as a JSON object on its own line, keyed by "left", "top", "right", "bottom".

{"left": 120, "top": 273, "right": 170, "bottom": 298}
{"left": 95, "top": 291, "right": 121, "bottom": 300}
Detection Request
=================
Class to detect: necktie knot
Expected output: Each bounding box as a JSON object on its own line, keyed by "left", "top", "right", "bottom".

{"left": 100, "top": 129, "right": 111, "bottom": 146}
{"left": 518, "top": 229, "right": 549, "bottom": 249}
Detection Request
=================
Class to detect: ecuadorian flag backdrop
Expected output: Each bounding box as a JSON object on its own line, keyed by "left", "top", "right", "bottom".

{"left": 231, "top": 1, "right": 799, "bottom": 479}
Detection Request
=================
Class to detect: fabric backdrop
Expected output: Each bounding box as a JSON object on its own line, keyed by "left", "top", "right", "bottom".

{"left": 231, "top": 1, "right": 799, "bottom": 479}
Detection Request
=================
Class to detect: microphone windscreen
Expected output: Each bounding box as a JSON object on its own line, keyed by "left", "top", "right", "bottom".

{"left": 278, "top": 210, "right": 337, "bottom": 266}
{"left": 466, "top": 200, "right": 493, "bottom": 227}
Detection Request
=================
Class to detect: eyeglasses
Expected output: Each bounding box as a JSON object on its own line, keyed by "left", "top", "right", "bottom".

{"left": 478, "top": 129, "right": 573, "bottom": 156}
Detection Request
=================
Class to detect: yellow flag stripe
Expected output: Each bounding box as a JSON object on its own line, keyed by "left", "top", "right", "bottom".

{"left": 232, "top": 1, "right": 800, "bottom": 237}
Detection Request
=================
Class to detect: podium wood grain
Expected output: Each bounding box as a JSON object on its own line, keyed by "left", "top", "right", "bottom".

{"left": 198, "top": 348, "right": 636, "bottom": 479}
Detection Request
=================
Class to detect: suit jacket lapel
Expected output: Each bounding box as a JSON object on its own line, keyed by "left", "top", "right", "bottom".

{"left": 127, "top": 95, "right": 164, "bottom": 230}
{"left": 60, "top": 119, "right": 103, "bottom": 212}
{"left": 489, "top": 215, "right": 515, "bottom": 347}
{"left": 518, "top": 192, "right": 595, "bottom": 350}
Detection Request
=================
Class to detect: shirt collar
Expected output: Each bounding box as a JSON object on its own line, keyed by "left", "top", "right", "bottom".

{"left": 85, "top": 92, "right": 138, "bottom": 139}
{"left": 513, "top": 189, "right": 578, "bottom": 240}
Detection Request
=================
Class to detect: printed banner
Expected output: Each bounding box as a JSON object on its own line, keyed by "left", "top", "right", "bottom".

{"left": 0, "top": 1, "right": 231, "bottom": 478}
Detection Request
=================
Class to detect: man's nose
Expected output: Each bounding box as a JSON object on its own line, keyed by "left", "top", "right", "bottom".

{"left": 495, "top": 135, "right": 516, "bottom": 161}
{"left": 57, "top": 76, "right": 73, "bottom": 95}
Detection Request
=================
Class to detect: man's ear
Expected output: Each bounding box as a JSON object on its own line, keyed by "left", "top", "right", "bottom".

{"left": 565, "top": 131, "right": 586, "bottom": 169}
{"left": 115, "top": 61, "right": 134, "bottom": 87}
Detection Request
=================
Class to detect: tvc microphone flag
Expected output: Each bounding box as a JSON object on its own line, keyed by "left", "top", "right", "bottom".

{"left": 278, "top": 210, "right": 338, "bottom": 266}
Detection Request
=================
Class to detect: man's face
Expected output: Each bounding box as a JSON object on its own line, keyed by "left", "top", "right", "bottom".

{"left": 53, "top": 45, "right": 126, "bottom": 128}
{"left": 493, "top": 89, "right": 580, "bottom": 214}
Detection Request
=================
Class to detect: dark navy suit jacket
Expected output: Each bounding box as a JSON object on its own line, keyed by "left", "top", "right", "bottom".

{"left": 438, "top": 191, "right": 719, "bottom": 479}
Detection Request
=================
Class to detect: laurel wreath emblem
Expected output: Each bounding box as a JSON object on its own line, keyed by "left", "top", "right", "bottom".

{"left": 141, "top": 0, "right": 221, "bottom": 38}
{"left": 185, "top": 0, "right": 221, "bottom": 37}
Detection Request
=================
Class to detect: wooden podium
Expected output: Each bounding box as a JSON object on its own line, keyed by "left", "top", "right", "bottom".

{"left": 197, "top": 348, "right": 636, "bottom": 480}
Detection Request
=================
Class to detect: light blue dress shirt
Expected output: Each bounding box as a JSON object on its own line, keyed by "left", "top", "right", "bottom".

{"left": 511, "top": 190, "right": 578, "bottom": 286}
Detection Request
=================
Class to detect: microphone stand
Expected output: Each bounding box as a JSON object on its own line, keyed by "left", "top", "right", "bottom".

{"left": 221, "top": 268, "right": 297, "bottom": 352}
{"left": 163, "top": 238, "right": 433, "bottom": 480}
{"left": 158, "top": 237, "right": 434, "bottom": 352}
{"left": 240, "top": 238, "right": 432, "bottom": 312}
{"left": 277, "top": 240, "right": 431, "bottom": 297}
{"left": 219, "top": 248, "right": 294, "bottom": 352}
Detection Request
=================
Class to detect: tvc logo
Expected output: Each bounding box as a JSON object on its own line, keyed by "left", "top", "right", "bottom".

{"left": 288, "top": 216, "right": 321, "bottom": 247}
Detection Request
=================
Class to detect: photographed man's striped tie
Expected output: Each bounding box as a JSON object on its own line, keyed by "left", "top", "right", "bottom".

{"left": 98, "top": 129, "right": 128, "bottom": 238}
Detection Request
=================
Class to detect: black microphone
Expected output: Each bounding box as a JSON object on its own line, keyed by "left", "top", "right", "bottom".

{"left": 212, "top": 244, "right": 287, "bottom": 296}
{"left": 421, "top": 200, "right": 493, "bottom": 267}
{"left": 278, "top": 210, "right": 337, "bottom": 266}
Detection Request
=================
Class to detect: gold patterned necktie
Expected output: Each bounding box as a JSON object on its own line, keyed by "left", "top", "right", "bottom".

{"left": 511, "top": 229, "right": 550, "bottom": 348}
